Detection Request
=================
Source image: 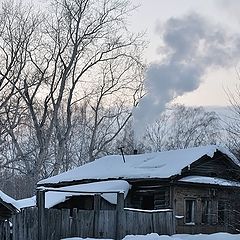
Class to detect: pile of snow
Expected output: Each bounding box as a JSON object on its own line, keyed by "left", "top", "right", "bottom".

{"left": 61, "top": 233, "right": 240, "bottom": 240}
{"left": 43, "top": 180, "right": 130, "bottom": 208}
{"left": 123, "top": 233, "right": 240, "bottom": 240}
{"left": 15, "top": 196, "right": 36, "bottom": 209}
{"left": 62, "top": 238, "right": 112, "bottom": 240}
{"left": 179, "top": 176, "right": 240, "bottom": 187}
{"left": 39, "top": 145, "right": 239, "bottom": 185}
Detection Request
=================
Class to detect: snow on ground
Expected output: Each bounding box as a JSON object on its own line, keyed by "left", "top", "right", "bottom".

{"left": 123, "top": 233, "right": 240, "bottom": 240}
{"left": 61, "top": 233, "right": 240, "bottom": 240}
{"left": 62, "top": 238, "right": 113, "bottom": 240}
{"left": 39, "top": 145, "right": 239, "bottom": 185}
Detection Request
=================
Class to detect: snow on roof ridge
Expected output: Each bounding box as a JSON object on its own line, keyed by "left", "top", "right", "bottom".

{"left": 213, "top": 145, "right": 240, "bottom": 166}
{"left": 38, "top": 144, "right": 239, "bottom": 185}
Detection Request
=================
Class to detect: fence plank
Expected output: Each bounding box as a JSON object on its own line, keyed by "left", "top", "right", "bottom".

{"left": 116, "top": 192, "right": 125, "bottom": 240}
{"left": 0, "top": 220, "right": 11, "bottom": 240}
{"left": 98, "top": 210, "right": 116, "bottom": 239}
{"left": 11, "top": 206, "right": 175, "bottom": 239}
{"left": 37, "top": 190, "right": 46, "bottom": 240}
{"left": 93, "top": 194, "right": 101, "bottom": 238}
{"left": 76, "top": 210, "right": 94, "bottom": 238}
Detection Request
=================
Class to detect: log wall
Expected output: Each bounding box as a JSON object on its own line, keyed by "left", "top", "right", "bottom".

{"left": 173, "top": 184, "right": 240, "bottom": 234}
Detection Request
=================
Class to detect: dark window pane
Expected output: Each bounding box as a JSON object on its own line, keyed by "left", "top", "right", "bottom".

{"left": 185, "top": 200, "right": 195, "bottom": 223}
{"left": 142, "top": 195, "right": 154, "bottom": 210}
{"left": 202, "top": 199, "right": 211, "bottom": 224}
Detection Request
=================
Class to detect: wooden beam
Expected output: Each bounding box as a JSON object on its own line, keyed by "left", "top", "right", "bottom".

{"left": 93, "top": 194, "right": 100, "bottom": 238}
{"left": 37, "top": 190, "right": 46, "bottom": 240}
{"left": 116, "top": 192, "right": 124, "bottom": 240}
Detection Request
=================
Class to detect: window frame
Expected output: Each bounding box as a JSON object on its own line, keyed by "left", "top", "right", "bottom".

{"left": 201, "top": 198, "right": 212, "bottom": 224}
{"left": 184, "top": 198, "right": 196, "bottom": 225}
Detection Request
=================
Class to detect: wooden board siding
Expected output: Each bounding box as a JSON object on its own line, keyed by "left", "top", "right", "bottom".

{"left": 173, "top": 184, "right": 240, "bottom": 234}
{"left": 0, "top": 220, "right": 11, "bottom": 240}
{"left": 180, "top": 152, "right": 240, "bottom": 180}
{"left": 126, "top": 185, "right": 171, "bottom": 210}
{"left": 13, "top": 208, "right": 38, "bottom": 240}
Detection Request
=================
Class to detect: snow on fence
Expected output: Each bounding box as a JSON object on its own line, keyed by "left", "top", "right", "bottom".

{"left": 11, "top": 192, "right": 175, "bottom": 240}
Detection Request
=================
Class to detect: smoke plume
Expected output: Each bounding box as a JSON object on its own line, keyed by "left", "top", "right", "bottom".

{"left": 133, "top": 13, "right": 240, "bottom": 137}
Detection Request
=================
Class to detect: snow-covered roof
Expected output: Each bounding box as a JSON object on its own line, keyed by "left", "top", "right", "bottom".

{"left": 15, "top": 196, "right": 36, "bottom": 209}
{"left": 179, "top": 176, "right": 240, "bottom": 187}
{"left": 0, "top": 190, "right": 20, "bottom": 211}
{"left": 43, "top": 180, "right": 130, "bottom": 209}
{"left": 0, "top": 190, "right": 36, "bottom": 211}
{"left": 38, "top": 145, "right": 239, "bottom": 185}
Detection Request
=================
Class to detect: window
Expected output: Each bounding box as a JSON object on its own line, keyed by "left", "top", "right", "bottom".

{"left": 185, "top": 199, "right": 196, "bottom": 224}
{"left": 202, "top": 199, "right": 212, "bottom": 224}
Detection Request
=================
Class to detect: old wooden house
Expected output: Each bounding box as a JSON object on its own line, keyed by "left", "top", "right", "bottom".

{"left": 38, "top": 145, "right": 240, "bottom": 234}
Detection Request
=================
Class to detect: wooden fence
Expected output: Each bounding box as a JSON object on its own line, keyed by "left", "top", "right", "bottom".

{"left": 11, "top": 206, "right": 175, "bottom": 240}
{"left": 12, "top": 207, "right": 38, "bottom": 240}
{"left": 0, "top": 220, "right": 11, "bottom": 240}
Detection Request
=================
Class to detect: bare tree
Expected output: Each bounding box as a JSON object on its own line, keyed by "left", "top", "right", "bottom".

{"left": 85, "top": 58, "right": 144, "bottom": 161}
{"left": 0, "top": 0, "right": 37, "bottom": 159}
{"left": 225, "top": 77, "right": 240, "bottom": 159}
{"left": 143, "top": 112, "right": 171, "bottom": 152}
{"left": 0, "top": 1, "right": 38, "bottom": 110}
{"left": 144, "top": 104, "right": 220, "bottom": 152}
{"left": 0, "top": 1, "right": 41, "bottom": 195}
{"left": 0, "top": 0, "right": 145, "bottom": 194}
{"left": 112, "top": 119, "right": 146, "bottom": 155}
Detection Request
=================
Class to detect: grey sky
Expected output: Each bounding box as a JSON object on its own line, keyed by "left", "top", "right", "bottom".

{"left": 131, "top": 0, "right": 240, "bottom": 133}
{"left": 130, "top": 0, "right": 240, "bottom": 109}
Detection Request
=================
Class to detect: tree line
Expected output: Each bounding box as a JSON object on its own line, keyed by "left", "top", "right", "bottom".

{"left": 0, "top": 0, "right": 239, "bottom": 198}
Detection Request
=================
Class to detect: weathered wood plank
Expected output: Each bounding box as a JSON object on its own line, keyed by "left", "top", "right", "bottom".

{"left": 116, "top": 192, "right": 125, "bottom": 240}
{"left": 37, "top": 190, "right": 46, "bottom": 240}
{"left": 11, "top": 204, "right": 174, "bottom": 239}
{"left": 77, "top": 210, "right": 94, "bottom": 238}
{"left": 93, "top": 194, "right": 101, "bottom": 238}
{"left": 98, "top": 210, "right": 116, "bottom": 239}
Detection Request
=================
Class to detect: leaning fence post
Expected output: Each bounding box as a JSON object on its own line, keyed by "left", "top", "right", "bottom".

{"left": 37, "top": 189, "right": 46, "bottom": 240}
{"left": 116, "top": 192, "right": 124, "bottom": 240}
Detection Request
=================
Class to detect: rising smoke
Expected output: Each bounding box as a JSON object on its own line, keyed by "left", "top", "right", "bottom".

{"left": 133, "top": 13, "right": 240, "bottom": 137}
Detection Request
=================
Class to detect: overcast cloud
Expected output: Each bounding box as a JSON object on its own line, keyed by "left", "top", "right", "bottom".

{"left": 217, "top": 0, "right": 240, "bottom": 20}
{"left": 133, "top": 13, "right": 240, "bottom": 136}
